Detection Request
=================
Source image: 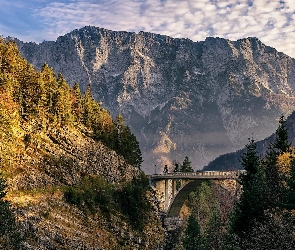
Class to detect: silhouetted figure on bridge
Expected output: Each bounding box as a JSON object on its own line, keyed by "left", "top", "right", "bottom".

{"left": 163, "top": 165, "right": 168, "bottom": 174}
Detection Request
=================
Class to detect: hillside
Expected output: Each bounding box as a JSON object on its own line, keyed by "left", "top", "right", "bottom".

{"left": 204, "top": 111, "right": 295, "bottom": 170}
{"left": 13, "top": 26, "right": 295, "bottom": 173}
{"left": 0, "top": 38, "right": 165, "bottom": 249}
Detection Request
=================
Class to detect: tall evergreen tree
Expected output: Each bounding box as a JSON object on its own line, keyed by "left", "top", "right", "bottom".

{"left": 40, "top": 63, "right": 58, "bottom": 120}
{"left": 264, "top": 115, "right": 291, "bottom": 208}
{"left": 54, "top": 73, "right": 73, "bottom": 123}
{"left": 119, "top": 126, "right": 143, "bottom": 168}
{"left": 183, "top": 214, "right": 203, "bottom": 250}
{"left": 71, "top": 82, "right": 83, "bottom": 122}
{"left": 82, "top": 84, "right": 95, "bottom": 128}
{"left": 273, "top": 115, "right": 291, "bottom": 153}
{"left": 229, "top": 138, "right": 266, "bottom": 237}
{"left": 180, "top": 156, "right": 194, "bottom": 172}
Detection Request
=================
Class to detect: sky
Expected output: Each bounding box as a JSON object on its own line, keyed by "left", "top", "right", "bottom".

{"left": 1, "top": 0, "right": 295, "bottom": 57}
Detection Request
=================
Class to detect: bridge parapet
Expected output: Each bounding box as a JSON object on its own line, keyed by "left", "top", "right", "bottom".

{"left": 150, "top": 170, "right": 245, "bottom": 180}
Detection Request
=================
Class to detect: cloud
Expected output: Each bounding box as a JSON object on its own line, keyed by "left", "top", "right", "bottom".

{"left": 3, "top": 0, "right": 293, "bottom": 58}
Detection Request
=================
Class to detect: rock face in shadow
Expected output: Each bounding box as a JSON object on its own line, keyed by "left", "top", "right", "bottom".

{"left": 14, "top": 26, "right": 295, "bottom": 173}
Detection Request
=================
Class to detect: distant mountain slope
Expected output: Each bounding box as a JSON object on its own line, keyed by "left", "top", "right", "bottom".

{"left": 13, "top": 26, "right": 295, "bottom": 173}
{"left": 204, "top": 111, "right": 295, "bottom": 171}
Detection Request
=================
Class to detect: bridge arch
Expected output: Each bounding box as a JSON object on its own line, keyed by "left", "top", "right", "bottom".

{"left": 167, "top": 179, "right": 206, "bottom": 217}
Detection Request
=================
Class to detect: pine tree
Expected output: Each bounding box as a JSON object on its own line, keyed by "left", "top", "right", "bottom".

{"left": 273, "top": 115, "right": 291, "bottom": 153}
{"left": 82, "top": 84, "right": 95, "bottom": 128}
{"left": 115, "top": 113, "right": 124, "bottom": 152}
{"left": 71, "top": 82, "right": 83, "bottom": 122}
{"left": 40, "top": 63, "right": 58, "bottom": 120}
{"left": 54, "top": 73, "right": 73, "bottom": 124}
{"left": 180, "top": 156, "right": 194, "bottom": 172}
{"left": 19, "top": 63, "right": 40, "bottom": 117}
{"left": 204, "top": 201, "right": 223, "bottom": 250}
{"left": 229, "top": 138, "right": 266, "bottom": 237}
{"left": 183, "top": 214, "right": 203, "bottom": 250}
{"left": 119, "top": 126, "right": 143, "bottom": 168}
{"left": 263, "top": 115, "right": 291, "bottom": 208}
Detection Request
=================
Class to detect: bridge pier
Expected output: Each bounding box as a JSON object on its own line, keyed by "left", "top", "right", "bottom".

{"left": 172, "top": 180, "right": 176, "bottom": 197}
{"left": 165, "top": 179, "right": 169, "bottom": 211}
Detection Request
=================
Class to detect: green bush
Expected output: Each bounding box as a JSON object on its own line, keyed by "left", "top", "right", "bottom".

{"left": 117, "top": 173, "right": 151, "bottom": 230}
{"left": 64, "top": 175, "right": 115, "bottom": 214}
{"left": 64, "top": 173, "right": 152, "bottom": 231}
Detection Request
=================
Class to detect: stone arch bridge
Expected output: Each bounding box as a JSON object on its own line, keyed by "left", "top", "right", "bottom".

{"left": 149, "top": 171, "right": 244, "bottom": 218}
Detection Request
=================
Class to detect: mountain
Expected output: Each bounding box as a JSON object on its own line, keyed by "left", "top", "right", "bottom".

{"left": 13, "top": 26, "right": 295, "bottom": 173}
{"left": 204, "top": 111, "right": 295, "bottom": 171}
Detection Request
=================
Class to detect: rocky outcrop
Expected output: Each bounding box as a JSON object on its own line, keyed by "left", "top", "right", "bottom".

{"left": 13, "top": 27, "right": 295, "bottom": 173}
{"left": 7, "top": 122, "right": 141, "bottom": 191}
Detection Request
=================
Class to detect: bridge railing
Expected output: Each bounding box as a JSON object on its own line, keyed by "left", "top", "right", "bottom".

{"left": 150, "top": 170, "right": 246, "bottom": 179}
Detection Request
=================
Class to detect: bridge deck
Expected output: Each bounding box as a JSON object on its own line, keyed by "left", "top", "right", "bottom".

{"left": 150, "top": 170, "right": 244, "bottom": 180}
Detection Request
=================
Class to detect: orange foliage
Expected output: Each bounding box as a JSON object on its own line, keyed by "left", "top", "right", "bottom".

{"left": 277, "top": 148, "right": 295, "bottom": 178}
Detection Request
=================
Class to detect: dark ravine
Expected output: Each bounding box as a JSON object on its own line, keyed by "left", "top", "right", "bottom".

{"left": 12, "top": 26, "right": 295, "bottom": 173}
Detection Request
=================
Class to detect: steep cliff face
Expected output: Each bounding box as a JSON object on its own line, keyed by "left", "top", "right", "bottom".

{"left": 15, "top": 26, "right": 295, "bottom": 173}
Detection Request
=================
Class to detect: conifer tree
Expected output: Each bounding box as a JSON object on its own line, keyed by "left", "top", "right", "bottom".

{"left": 118, "top": 126, "right": 143, "bottom": 168}
{"left": 229, "top": 138, "right": 265, "bottom": 237}
{"left": 264, "top": 115, "right": 291, "bottom": 208}
{"left": 40, "top": 63, "right": 58, "bottom": 120}
{"left": 19, "top": 63, "right": 40, "bottom": 117}
{"left": 183, "top": 214, "right": 203, "bottom": 250}
{"left": 204, "top": 201, "right": 223, "bottom": 250}
{"left": 82, "top": 84, "right": 95, "bottom": 127}
{"left": 71, "top": 82, "right": 83, "bottom": 122}
{"left": 180, "top": 156, "right": 194, "bottom": 172}
{"left": 54, "top": 73, "right": 72, "bottom": 123}
{"left": 114, "top": 114, "right": 124, "bottom": 150}
{"left": 273, "top": 115, "right": 291, "bottom": 153}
